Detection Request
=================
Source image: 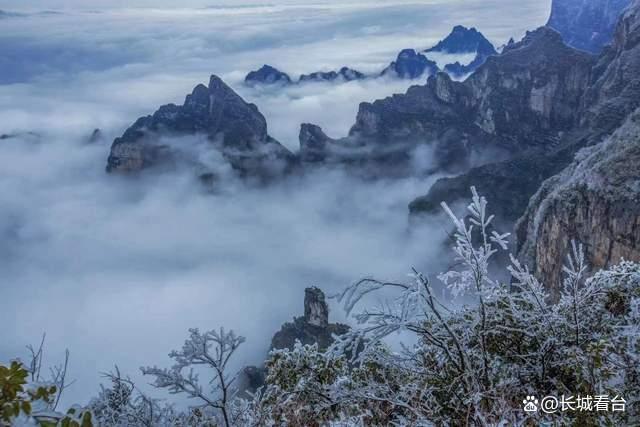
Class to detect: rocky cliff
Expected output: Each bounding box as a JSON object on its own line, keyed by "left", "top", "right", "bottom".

{"left": 515, "top": 1, "right": 640, "bottom": 297}
{"left": 106, "top": 75, "right": 295, "bottom": 180}
{"left": 516, "top": 108, "right": 640, "bottom": 300}
{"left": 302, "top": 27, "right": 593, "bottom": 176}
{"left": 411, "top": 0, "right": 640, "bottom": 222}
{"left": 581, "top": 0, "right": 640, "bottom": 138}
{"left": 547, "top": 0, "right": 631, "bottom": 53}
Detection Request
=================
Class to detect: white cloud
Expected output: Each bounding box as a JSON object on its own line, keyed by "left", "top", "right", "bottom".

{"left": 0, "top": 0, "right": 550, "bottom": 408}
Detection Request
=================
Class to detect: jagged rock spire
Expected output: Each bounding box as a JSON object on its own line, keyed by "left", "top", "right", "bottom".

{"left": 304, "top": 287, "right": 329, "bottom": 328}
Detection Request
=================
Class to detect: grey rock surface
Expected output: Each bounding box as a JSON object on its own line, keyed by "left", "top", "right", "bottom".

{"left": 411, "top": 1, "right": 640, "bottom": 223}
{"left": 547, "top": 0, "right": 631, "bottom": 53}
{"left": 270, "top": 287, "right": 349, "bottom": 351}
{"left": 106, "top": 75, "right": 295, "bottom": 180}
{"left": 245, "top": 65, "right": 292, "bottom": 86}
{"left": 516, "top": 107, "right": 640, "bottom": 300}
{"left": 303, "top": 27, "right": 593, "bottom": 177}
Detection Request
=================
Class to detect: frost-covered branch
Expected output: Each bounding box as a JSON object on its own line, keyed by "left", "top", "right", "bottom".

{"left": 141, "top": 327, "right": 245, "bottom": 427}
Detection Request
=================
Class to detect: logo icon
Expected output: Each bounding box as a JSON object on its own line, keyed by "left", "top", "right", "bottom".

{"left": 523, "top": 396, "right": 539, "bottom": 412}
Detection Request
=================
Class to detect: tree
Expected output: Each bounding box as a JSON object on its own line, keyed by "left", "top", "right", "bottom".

{"left": 241, "top": 187, "right": 640, "bottom": 426}
{"left": 141, "top": 327, "right": 245, "bottom": 427}
{"left": 0, "top": 360, "right": 93, "bottom": 427}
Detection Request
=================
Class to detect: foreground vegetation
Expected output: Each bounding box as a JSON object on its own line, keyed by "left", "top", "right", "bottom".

{"left": 3, "top": 189, "right": 639, "bottom": 426}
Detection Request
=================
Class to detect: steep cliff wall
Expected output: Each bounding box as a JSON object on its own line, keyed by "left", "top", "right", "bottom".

{"left": 302, "top": 27, "right": 594, "bottom": 177}
{"left": 547, "top": 0, "right": 631, "bottom": 53}
{"left": 516, "top": 108, "right": 640, "bottom": 300}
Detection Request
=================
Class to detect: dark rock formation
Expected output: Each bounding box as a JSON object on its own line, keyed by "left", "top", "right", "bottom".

{"left": 426, "top": 25, "right": 497, "bottom": 56}
{"left": 106, "top": 75, "right": 295, "bottom": 179}
{"left": 409, "top": 26, "right": 602, "bottom": 219}
{"left": 88, "top": 128, "right": 102, "bottom": 143}
{"left": 514, "top": 2, "right": 640, "bottom": 296}
{"left": 381, "top": 49, "right": 439, "bottom": 79}
{"left": 244, "top": 65, "right": 292, "bottom": 86}
{"left": 409, "top": 146, "right": 577, "bottom": 223}
{"left": 426, "top": 26, "right": 498, "bottom": 77}
{"left": 270, "top": 287, "right": 349, "bottom": 351}
{"left": 547, "top": 0, "right": 631, "bottom": 53}
{"left": 425, "top": 25, "right": 498, "bottom": 56}
{"left": 0, "top": 131, "right": 41, "bottom": 141}
{"left": 516, "top": 108, "right": 640, "bottom": 300}
{"left": 304, "top": 27, "right": 593, "bottom": 176}
{"left": 299, "top": 67, "right": 366, "bottom": 83}
{"left": 581, "top": 0, "right": 640, "bottom": 139}
{"left": 237, "top": 287, "right": 349, "bottom": 396}
{"left": 236, "top": 366, "right": 267, "bottom": 397}
{"left": 444, "top": 53, "right": 491, "bottom": 78}
{"left": 411, "top": 1, "right": 640, "bottom": 299}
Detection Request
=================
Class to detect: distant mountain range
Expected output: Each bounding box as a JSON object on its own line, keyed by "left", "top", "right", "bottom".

{"left": 244, "top": 25, "right": 497, "bottom": 87}
{"left": 106, "top": 0, "right": 640, "bottom": 293}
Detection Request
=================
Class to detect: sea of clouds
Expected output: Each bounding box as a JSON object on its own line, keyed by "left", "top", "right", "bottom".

{"left": 0, "top": 0, "right": 550, "bottom": 408}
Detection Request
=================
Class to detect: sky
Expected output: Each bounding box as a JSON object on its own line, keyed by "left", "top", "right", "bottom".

{"left": 0, "top": 0, "right": 551, "bottom": 409}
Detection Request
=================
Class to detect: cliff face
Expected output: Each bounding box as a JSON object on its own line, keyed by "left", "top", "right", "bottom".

{"left": 412, "top": 1, "right": 640, "bottom": 223}
{"left": 516, "top": 108, "right": 640, "bottom": 300}
{"left": 513, "top": 1, "right": 640, "bottom": 298}
{"left": 302, "top": 28, "right": 594, "bottom": 176}
{"left": 547, "top": 0, "right": 631, "bottom": 53}
{"left": 107, "top": 75, "right": 295, "bottom": 180}
{"left": 582, "top": 0, "right": 640, "bottom": 137}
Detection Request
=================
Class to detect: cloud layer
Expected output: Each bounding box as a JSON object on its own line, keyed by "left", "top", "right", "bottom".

{"left": 0, "top": 0, "right": 550, "bottom": 408}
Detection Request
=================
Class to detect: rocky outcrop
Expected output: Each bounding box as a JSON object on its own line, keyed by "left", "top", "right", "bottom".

{"left": 513, "top": 2, "right": 640, "bottom": 297}
{"left": 304, "top": 27, "right": 594, "bottom": 176}
{"left": 299, "top": 67, "right": 365, "bottom": 83}
{"left": 581, "top": 0, "right": 640, "bottom": 138}
{"left": 381, "top": 49, "right": 439, "bottom": 79}
{"left": 246, "top": 66, "right": 365, "bottom": 86}
{"left": 426, "top": 25, "right": 497, "bottom": 56}
{"left": 412, "top": 1, "right": 640, "bottom": 223}
{"left": 409, "top": 146, "right": 577, "bottom": 223}
{"left": 426, "top": 26, "right": 497, "bottom": 77}
{"left": 237, "top": 287, "right": 349, "bottom": 396}
{"left": 547, "top": 0, "right": 631, "bottom": 53}
{"left": 106, "top": 75, "right": 295, "bottom": 180}
{"left": 516, "top": 108, "right": 640, "bottom": 300}
{"left": 245, "top": 65, "right": 292, "bottom": 86}
{"left": 270, "top": 287, "right": 349, "bottom": 351}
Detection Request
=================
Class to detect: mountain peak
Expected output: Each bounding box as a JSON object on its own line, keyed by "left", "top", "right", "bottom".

{"left": 381, "top": 49, "right": 439, "bottom": 79}
{"left": 426, "top": 25, "right": 496, "bottom": 55}
{"left": 107, "top": 75, "right": 294, "bottom": 179}
{"left": 244, "top": 65, "right": 292, "bottom": 86}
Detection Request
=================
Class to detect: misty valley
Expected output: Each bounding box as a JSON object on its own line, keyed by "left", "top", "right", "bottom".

{"left": 1, "top": 0, "right": 639, "bottom": 426}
